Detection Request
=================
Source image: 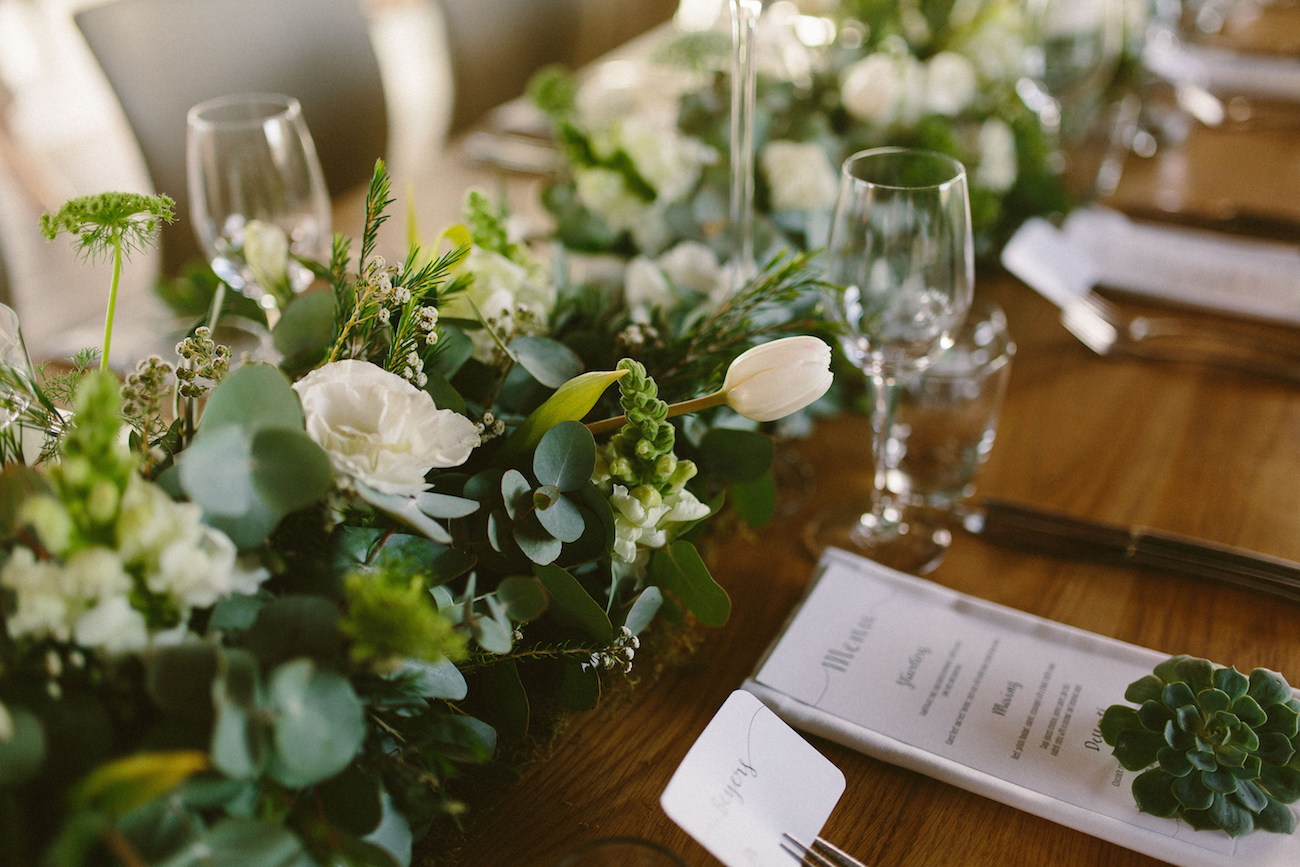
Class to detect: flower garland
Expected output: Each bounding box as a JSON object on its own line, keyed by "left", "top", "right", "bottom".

{"left": 531, "top": 0, "right": 1072, "bottom": 264}
{"left": 0, "top": 162, "right": 833, "bottom": 865}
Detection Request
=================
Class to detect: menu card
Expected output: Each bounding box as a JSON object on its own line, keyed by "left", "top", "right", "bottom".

{"left": 743, "top": 548, "right": 1300, "bottom": 867}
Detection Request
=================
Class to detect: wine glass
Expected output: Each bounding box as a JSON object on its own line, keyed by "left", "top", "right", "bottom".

{"left": 806, "top": 147, "right": 974, "bottom": 574}
{"left": 186, "top": 92, "right": 331, "bottom": 326}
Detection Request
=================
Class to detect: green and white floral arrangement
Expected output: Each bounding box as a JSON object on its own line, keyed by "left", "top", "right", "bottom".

{"left": 530, "top": 0, "right": 1070, "bottom": 269}
{"left": 0, "top": 162, "right": 833, "bottom": 865}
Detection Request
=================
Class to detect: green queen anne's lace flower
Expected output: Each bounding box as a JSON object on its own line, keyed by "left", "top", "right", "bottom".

{"left": 1101, "top": 654, "right": 1300, "bottom": 837}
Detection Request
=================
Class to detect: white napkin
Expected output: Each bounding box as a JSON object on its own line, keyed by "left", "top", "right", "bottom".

{"left": 1144, "top": 32, "right": 1300, "bottom": 102}
{"left": 743, "top": 548, "right": 1300, "bottom": 867}
{"left": 1003, "top": 207, "right": 1300, "bottom": 327}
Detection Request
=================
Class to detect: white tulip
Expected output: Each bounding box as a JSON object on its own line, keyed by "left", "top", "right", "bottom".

{"left": 720, "top": 336, "right": 833, "bottom": 422}
{"left": 294, "top": 359, "right": 479, "bottom": 496}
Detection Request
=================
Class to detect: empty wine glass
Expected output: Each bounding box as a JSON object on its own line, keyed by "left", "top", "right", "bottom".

{"left": 186, "top": 92, "right": 331, "bottom": 325}
{"left": 806, "top": 147, "right": 974, "bottom": 574}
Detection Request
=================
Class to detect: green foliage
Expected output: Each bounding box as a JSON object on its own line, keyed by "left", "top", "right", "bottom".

{"left": 39, "top": 192, "right": 174, "bottom": 261}
{"left": 1101, "top": 654, "right": 1300, "bottom": 837}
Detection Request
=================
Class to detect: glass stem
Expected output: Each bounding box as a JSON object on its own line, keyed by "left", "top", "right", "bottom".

{"left": 867, "top": 370, "right": 897, "bottom": 527}
{"left": 729, "top": 0, "right": 761, "bottom": 290}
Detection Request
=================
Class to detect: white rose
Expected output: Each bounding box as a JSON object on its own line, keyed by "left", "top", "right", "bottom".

{"left": 293, "top": 360, "right": 479, "bottom": 495}
{"left": 841, "top": 53, "right": 904, "bottom": 124}
{"left": 924, "top": 51, "right": 978, "bottom": 116}
{"left": 617, "top": 118, "right": 715, "bottom": 203}
{"left": 976, "top": 118, "right": 1018, "bottom": 192}
{"left": 655, "top": 242, "right": 721, "bottom": 296}
{"left": 761, "top": 140, "right": 839, "bottom": 212}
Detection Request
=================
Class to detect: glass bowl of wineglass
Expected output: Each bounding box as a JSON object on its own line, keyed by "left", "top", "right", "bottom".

{"left": 186, "top": 92, "right": 331, "bottom": 327}
{"left": 805, "top": 147, "right": 975, "bottom": 574}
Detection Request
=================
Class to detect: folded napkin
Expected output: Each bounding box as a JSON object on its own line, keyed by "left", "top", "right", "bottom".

{"left": 1004, "top": 206, "right": 1300, "bottom": 327}
{"left": 743, "top": 549, "right": 1300, "bottom": 867}
{"left": 1144, "top": 33, "right": 1300, "bottom": 102}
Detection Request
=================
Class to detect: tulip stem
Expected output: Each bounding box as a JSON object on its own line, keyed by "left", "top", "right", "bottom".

{"left": 586, "top": 390, "right": 728, "bottom": 437}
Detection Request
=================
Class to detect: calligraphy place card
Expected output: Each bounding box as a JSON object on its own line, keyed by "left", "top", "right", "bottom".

{"left": 660, "top": 689, "right": 846, "bottom": 866}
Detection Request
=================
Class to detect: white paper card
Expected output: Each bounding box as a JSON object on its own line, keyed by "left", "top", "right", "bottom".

{"left": 743, "top": 548, "right": 1300, "bottom": 867}
{"left": 660, "top": 690, "right": 846, "bottom": 867}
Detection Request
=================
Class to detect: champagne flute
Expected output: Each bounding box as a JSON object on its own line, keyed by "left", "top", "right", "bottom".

{"left": 186, "top": 92, "right": 331, "bottom": 327}
{"left": 806, "top": 147, "right": 974, "bottom": 574}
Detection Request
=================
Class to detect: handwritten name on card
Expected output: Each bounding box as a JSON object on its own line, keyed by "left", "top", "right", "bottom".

{"left": 660, "top": 690, "right": 845, "bottom": 867}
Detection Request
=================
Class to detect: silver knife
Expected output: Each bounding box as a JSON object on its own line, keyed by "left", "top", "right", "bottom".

{"left": 959, "top": 497, "right": 1300, "bottom": 603}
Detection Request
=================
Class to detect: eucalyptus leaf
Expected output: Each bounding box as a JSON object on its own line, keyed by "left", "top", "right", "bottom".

{"left": 533, "top": 420, "right": 596, "bottom": 491}
{"left": 535, "top": 563, "right": 612, "bottom": 643}
{"left": 466, "top": 662, "right": 528, "bottom": 743}
{"left": 196, "top": 364, "right": 304, "bottom": 435}
{"left": 534, "top": 492, "right": 585, "bottom": 543}
{"left": 245, "top": 596, "right": 344, "bottom": 668}
{"left": 268, "top": 659, "right": 366, "bottom": 788}
{"left": 729, "top": 471, "right": 776, "bottom": 528}
{"left": 414, "top": 491, "right": 480, "bottom": 520}
{"left": 168, "top": 818, "right": 306, "bottom": 867}
{"left": 0, "top": 705, "right": 45, "bottom": 787}
{"left": 649, "top": 541, "right": 730, "bottom": 627}
{"left": 315, "top": 765, "right": 383, "bottom": 837}
{"left": 622, "top": 587, "right": 663, "bottom": 635}
{"left": 501, "top": 470, "right": 534, "bottom": 521}
{"left": 272, "top": 289, "right": 336, "bottom": 369}
{"left": 509, "top": 335, "right": 583, "bottom": 388}
{"left": 513, "top": 513, "right": 563, "bottom": 565}
{"left": 496, "top": 575, "right": 549, "bottom": 622}
{"left": 389, "top": 658, "right": 467, "bottom": 701}
{"left": 365, "top": 791, "right": 414, "bottom": 867}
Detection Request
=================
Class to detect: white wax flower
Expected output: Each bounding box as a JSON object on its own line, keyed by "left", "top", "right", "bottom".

{"left": 924, "top": 51, "right": 979, "bottom": 116}
{"left": 243, "top": 219, "right": 290, "bottom": 291}
{"left": 761, "top": 140, "right": 839, "bottom": 212}
{"left": 721, "top": 336, "right": 834, "bottom": 422}
{"left": 294, "top": 359, "right": 479, "bottom": 495}
{"left": 449, "top": 245, "right": 555, "bottom": 361}
{"left": 976, "top": 118, "right": 1018, "bottom": 192}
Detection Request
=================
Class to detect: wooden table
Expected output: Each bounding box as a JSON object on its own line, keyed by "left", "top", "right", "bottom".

{"left": 380, "top": 31, "right": 1300, "bottom": 867}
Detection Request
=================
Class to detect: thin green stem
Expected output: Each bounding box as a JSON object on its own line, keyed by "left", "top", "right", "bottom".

{"left": 101, "top": 232, "right": 123, "bottom": 371}
{"left": 586, "top": 389, "right": 728, "bottom": 436}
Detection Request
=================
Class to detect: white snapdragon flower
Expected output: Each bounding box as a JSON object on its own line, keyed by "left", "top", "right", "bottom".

{"left": 608, "top": 484, "right": 711, "bottom": 563}
{"left": 924, "top": 51, "right": 979, "bottom": 116}
{"left": 294, "top": 359, "right": 479, "bottom": 496}
{"left": 761, "top": 140, "right": 839, "bottom": 212}
{"left": 976, "top": 118, "right": 1018, "bottom": 192}
{"left": 74, "top": 596, "right": 148, "bottom": 655}
{"left": 150, "top": 524, "right": 259, "bottom": 611}
{"left": 1, "top": 547, "right": 72, "bottom": 642}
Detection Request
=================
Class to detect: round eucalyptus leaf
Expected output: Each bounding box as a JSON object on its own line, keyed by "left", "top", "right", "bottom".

{"left": 464, "top": 468, "right": 505, "bottom": 504}
{"left": 534, "top": 492, "right": 584, "bottom": 543}
{"left": 389, "top": 658, "right": 467, "bottom": 701}
{"left": 245, "top": 596, "right": 343, "bottom": 668}
{"left": 487, "top": 508, "right": 513, "bottom": 555}
{"left": 197, "top": 364, "right": 304, "bottom": 435}
{"left": 208, "top": 593, "right": 267, "bottom": 632}
{"left": 0, "top": 705, "right": 45, "bottom": 787}
{"left": 268, "top": 660, "right": 366, "bottom": 788}
{"left": 365, "top": 791, "right": 414, "bottom": 867}
{"left": 513, "top": 514, "right": 563, "bottom": 566}
{"left": 193, "top": 817, "right": 307, "bottom": 866}
{"left": 471, "top": 611, "right": 514, "bottom": 655}
{"left": 144, "top": 643, "right": 218, "bottom": 724}
{"left": 210, "top": 700, "right": 260, "bottom": 781}
{"left": 501, "top": 469, "right": 533, "bottom": 521}
{"left": 272, "top": 289, "right": 336, "bottom": 369}
{"left": 509, "top": 335, "right": 583, "bottom": 389}
{"left": 496, "top": 575, "right": 549, "bottom": 622}
{"left": 533, "top": 421, "right": 595, "bottom": 491}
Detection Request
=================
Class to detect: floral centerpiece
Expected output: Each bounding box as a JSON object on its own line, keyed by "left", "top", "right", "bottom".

{"left": 0, "top": 163, "right": 832, "bottom": 865}
{"left": 530, "top": 0, "right": 1070, "bottom": 269}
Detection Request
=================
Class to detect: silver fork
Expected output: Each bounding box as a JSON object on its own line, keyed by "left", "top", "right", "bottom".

{"left": 781, "top": 833, "right": 869, "bottom": 867}
{"left": 1003, "top": 219, "right": 1300, "bottom": 384}
{"left": 1060, "top": 289, "right": 1300, "bottom": 384}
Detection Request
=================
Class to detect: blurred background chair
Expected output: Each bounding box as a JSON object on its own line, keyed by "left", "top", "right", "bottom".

{"left": 74, "top": 0, "right": 388, "bottom": 276}
{"left": 438, "top": 0, "right": 680, "bottom": 132}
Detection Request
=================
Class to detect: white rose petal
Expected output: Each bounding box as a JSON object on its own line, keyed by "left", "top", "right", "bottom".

{"left": 761, "top": 140, "right": 839, "bottom": 212}
{"left": 924, "top": 51, "right": 978, "bottom": 116}
{"left": 294, "top": 360, "right": 479, "bottom": 495}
